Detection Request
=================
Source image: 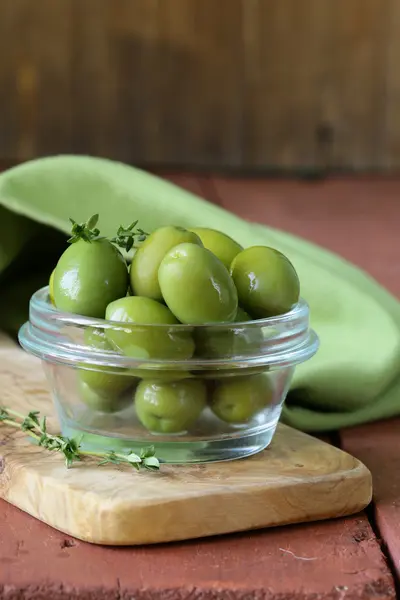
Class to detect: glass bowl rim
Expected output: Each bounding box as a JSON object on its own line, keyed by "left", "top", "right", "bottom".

{"left": 32, "top": 286, "right": 310, "bottom": 331}
{"left": 19, "top": 286, "right": 319, "bottom": 370}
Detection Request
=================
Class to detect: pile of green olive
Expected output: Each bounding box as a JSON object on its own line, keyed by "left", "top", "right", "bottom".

{"left": 50, "top": 217, "right": 300, "bottom": 434}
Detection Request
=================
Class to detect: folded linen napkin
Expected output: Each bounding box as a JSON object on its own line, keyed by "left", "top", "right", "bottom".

{"left": 0, "top": 155, "right": 399, "bottom": 431}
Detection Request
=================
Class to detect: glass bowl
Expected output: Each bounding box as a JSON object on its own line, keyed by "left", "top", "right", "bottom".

{"left": 18, "top": 287, "right": 319, "bottom": 463}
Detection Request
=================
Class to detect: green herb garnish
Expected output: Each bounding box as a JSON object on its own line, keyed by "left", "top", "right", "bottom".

{"left": 67, "top": 214, "right": 103, "bottom": 244}
{"left": 0, "top": 406, "right": 160, "bottom": 472}
{"left": 111, "top": 220, "right": 149, "bottom": 252}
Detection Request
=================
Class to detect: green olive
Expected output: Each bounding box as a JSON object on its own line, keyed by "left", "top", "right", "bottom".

{"left": 105, "top": 296, "right": 194, "bottom": 360}
{"left": 135, "top": 378, "right": 207, "bottom": 433}
{"left": 79, "top": 328, "right": 135, "bottom": 395}
{"left": 230, "top": 246, "right": 300, "bottom": 318}
{"left": 83, "top": 326, "right": 187, "bottom": 382}
{"left": 189, "top": 228, "right": 243, "bottom": 269}
{"left": 53, "top": 239, "right": 128, "bottom": 317}
{"left": 195, "top": 325, "right": 262, "bottom": 359}
{"left": 194, "top": 305, "right": 259, "bottom": 359}
{"left": 235, "top": 306, "right": 252, "bottom": 323}
{"left": 79, "top": 379, "right": 132, "bottom": 414}
{"left": 210, "top": 373, "right": 274, "bottom": 423}
{"left": 130, "top": 226, "right": 202, "bottom": 301}
{"left": 84, "top": 327, "right": 112, "bottom": 351}
{"left": 158, "top": 243, "right": 238, "bottom": 324}
{"left": 49, "top": 269, "right": 55, "bottom": 305}
{"left": 79, "top": 367, "right": 134, "bottom": 395}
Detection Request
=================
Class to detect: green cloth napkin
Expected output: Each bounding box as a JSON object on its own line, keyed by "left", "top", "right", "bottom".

{"left": 0, "top": 155, "right": 399, "bottom": 432}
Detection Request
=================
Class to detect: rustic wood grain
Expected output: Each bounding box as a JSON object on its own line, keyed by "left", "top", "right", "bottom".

{"left": 71, "top": 0, "right": 115, "bottom": 158}
{"left": 0, "top": 2, "right": 19, "bottom": 160}
{"left": 109, "top": 0, "right": 161, "bottom": 163}
{"left": 1, "top": 0, "right": 400, "bottom": 170}
{"left": 8, "top": 0, "right": 74, "bottom": 158}
{"left": 321, "top": 0, "right": 388, "bottom": 170}
{"left": 243, "top": 0, "right": 391, "bottom": 171}
{"left": 383, "top": 0, "right": 400, "bottom": 168}
{"left": 242, "top": 0, "right": 329, "bottom": 169}
{"left": 0, "top": 499, "right": 395, "bottom": 600}
{"left": 340, "top": 420, "right": 400, "bottom": 584}
{"left": 31, "top": 0, "right": 74, "bottom": 156}
{"left": 156, "top": 0, "right": 243, "bottom": 167}
{"left": 0, "top": 337, "right": 371, "bottom": 546}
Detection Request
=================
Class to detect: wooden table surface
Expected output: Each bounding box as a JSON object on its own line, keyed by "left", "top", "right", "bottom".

{"left": 1, "top": 174, "right": 400, "bottom": 600}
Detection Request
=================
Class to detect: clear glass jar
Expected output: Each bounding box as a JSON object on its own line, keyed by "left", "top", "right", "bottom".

{"left": 18, "top": 287, "right": 318, "bottom": 463}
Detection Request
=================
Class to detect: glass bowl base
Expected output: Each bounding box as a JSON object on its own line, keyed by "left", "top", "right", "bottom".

{"left": 59, "top": 417, "right": 279, "bottom": 464}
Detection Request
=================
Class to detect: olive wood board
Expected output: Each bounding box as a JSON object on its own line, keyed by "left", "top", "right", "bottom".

{"left": 0, "top": 334, "right": 372, "bottom": 546}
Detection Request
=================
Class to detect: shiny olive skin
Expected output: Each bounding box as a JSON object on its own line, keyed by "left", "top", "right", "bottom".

{"left": 210, "top": 373, "right": 274, "bottom": 423}
{"left": 194, "top": 305, "right": 259, "bottom": 360}
{"left": 196, "top": 302, "right": 265, "bottom": 375}
{"left": 105, "top": 296, "right": 194, "bottom": 360}
{"left": 79, "top": 327, "right": 135, "bottom": 396}
{"left": 195, "top": 325, "right": 262, "bottom": 360}
{"left": 230, "top": 246, "right": 300, "bottom": 318}
{"left": 189, "top": 228, "right": 243, "bottom": 270}
{"left": 49, "top": 269, "right": 55, "bottom": 305}
{"left": 84, "top": 327, "right": 112, "bottom": 351}
{"left": 135, "top": 378, "right": 207, "bottom": 433}
{"left": 130, "top": 226, "right": 202, "bottom": 301}
{"left": 158, "top": 243, "right": 238, "bottom": 324}
{"left": 79, "top": 366, "right": 134, "bottom": 395}
{"left": 53, "top": 239, "right": 128, "bottom": 317}
{"left": 235, "top": 306, "right": 251, "bottom": 323}
{"left": 79, "top": 379, "right": 132, "bottom": 414}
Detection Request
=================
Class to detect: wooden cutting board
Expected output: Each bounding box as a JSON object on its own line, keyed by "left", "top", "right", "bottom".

{"left": 0, "top": 334, "right": 372, "bottom": 546}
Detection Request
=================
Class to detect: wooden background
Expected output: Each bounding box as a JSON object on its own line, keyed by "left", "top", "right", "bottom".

{"left": 0, "top": 0, "right": 399, "bottom": 172}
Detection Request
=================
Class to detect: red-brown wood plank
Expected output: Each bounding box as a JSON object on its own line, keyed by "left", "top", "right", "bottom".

{"left": 340, "top": 420, "right": 400, "bottom": 586}
{"left": 0, "top": 499, "right": 394, "bottom": 600}
{"left": 154, "top": 170, "right": 214, "bottom": 201}
{"left": 211, "top": 176, "right": 400, "bottom": 297}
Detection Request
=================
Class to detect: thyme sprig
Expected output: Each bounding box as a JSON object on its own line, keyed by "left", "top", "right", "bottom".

{"left": 67, "top": 214, "right": 104, "bottom": 244}
{"left": 111, "top": 220, "right": 149, "bottom": 252}
{"left": 0, "top": 407, "right": 160, "bottom": 472}
{"left": 66, "top": 214, "right": 149, "bottom": 251}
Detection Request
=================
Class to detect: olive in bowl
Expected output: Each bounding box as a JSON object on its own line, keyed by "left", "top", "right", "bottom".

{"left": 135, "top": 378, "right": 207, "bottom": 434}
{"left": 210, "top": 373, "right": 275, "bottom": 424}
{"left": 79, "top": 328, "right": 135, "bottom": 393}
{"left": 130, "top": 225, "right": 203, "bottom": 301}
{"left": 230, "top": 246, "right": 300, "bottom": 318}
{"left": 158, "top": 242, "right": 238, "bottom": 324}
{"left": 105, "top": 296, "right": 194, "bottom": 359}
{"left": 188, "top": 227, "right": 243, "bottom": 270}
{"left": 53, "top": 238, "right": 128, "bottom": 318}
{"left": 79, "top": 379, "right": 132, "bottom": 414}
